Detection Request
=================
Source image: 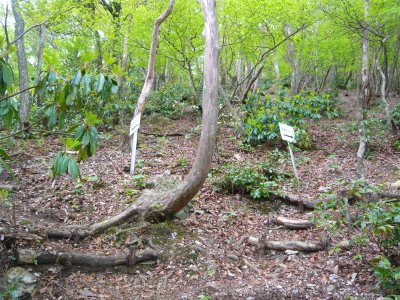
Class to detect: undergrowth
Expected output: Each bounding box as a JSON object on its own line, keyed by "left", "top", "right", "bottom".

{"left": 313, "top": 179, "right": 400, "bottom": 297}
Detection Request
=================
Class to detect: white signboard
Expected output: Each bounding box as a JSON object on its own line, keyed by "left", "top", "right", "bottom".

{"left": 278, "top": 123, "right": 299, "bottom": 185}
{"left": 130, "top": 114, "right": 141, "bottom": 136}
{"left": 279, "top": 123, "right": 296, "bottom": 143}
{"left": 130, "top": 114, "right": 141, "bottom": 175}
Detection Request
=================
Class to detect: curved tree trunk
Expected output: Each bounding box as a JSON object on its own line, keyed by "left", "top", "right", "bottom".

{"left": 11, "top": 0, "right": 30, "bottom": 126}
{"left": 44, "top": 0, "right": 220, "bottom": 238}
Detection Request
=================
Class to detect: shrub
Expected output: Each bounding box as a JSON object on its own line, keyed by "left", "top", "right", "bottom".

{"left": 210, "top": 161, "right": 283, "bottom": 200}
{"left": 243, "top": 93, "right": 339, "bottom": 146}
{"left": 314, "top": 180, "right": 400, "bottom": 296}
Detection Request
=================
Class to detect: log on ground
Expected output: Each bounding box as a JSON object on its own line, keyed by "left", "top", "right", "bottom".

{"left": 16, "top": 248, "right": 158, "bottom": 267}
{"left": 275, "top": 216, "right": 314, "bottom": 229}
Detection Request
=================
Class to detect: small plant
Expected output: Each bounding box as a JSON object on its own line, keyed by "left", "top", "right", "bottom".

{"left": 175, "top": 157, "right": 189, "bottom": 167}
{"left": 222, "top": 210, "right": 237, "bottom": 221}
{"left": 394, "top": 140, "right": 400, "bottom": 152}
{"left": 133, "top": 174, "right": 147, "bottom": 189}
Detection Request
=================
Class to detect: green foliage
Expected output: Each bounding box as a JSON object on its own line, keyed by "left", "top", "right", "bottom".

{"left": 373, "top": 257, "right": 400, "bottom": 295}
{"left": 243, "top": 93, "right": 339, "bottom": 145}
{"left": 75, "top": 112, "right": 100, "bottom": 162}
{"left": 314, "top": 180, "right": 400, "bottom": 295}
{"left": 146, "top": 85, "right": 194, "bottom": 117}
{"left": 0, "top": 58, "right": 13, "bottom": 96}
{"left": 0, "top": 148, "right": 11, "bottom": 175}
{"left": 52, "top": 151, "right": 80, "bottom": 180}
{"left": 132, "top": 174, "right": 147, "bottom": 189}
{"left": 394, "top": 140, "right": 400, "bottom": 152}
{"left": 0, "top": 99, "right": 20, "bottom": 128}
{"left": 210, "top": 163, "right": 280, "bottom": 200}
{"left": 392, "top": 103, "right": 400, "bottom": 128}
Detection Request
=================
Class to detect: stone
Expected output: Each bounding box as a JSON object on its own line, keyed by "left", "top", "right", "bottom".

{"left": 390, "top": 180, "right": 400, "bottom": 189}
{"left": 0, "top": 267, "right": 37, "bottom": 299}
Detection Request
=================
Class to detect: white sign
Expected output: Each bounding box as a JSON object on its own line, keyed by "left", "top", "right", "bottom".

{"left": 278, "top": 123, "right": 299, "bottom": 185}
{"left": 130, "top": 114, "right": 141, "bottom": 136}
{"left": 130, "top": 113, "right": 141, "bottom": 175}
{"left": 279, "top": 123, "right": 296, "bottom": 143}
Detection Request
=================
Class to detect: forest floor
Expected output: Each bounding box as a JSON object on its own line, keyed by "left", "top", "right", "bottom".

{"left": 1, "top": 91, "right": 399, "bottom": 299}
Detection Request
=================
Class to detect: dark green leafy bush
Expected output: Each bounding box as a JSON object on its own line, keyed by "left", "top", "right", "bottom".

{"left": 243, "top": 93, "right": 339, "bottom": 145}
{"left": 210, "top": 157, "right": 287, "bottom": 200}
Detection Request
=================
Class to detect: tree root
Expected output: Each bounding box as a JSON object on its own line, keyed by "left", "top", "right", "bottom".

{"left": 275, "top": 216, "right": 314, "bottom": 230}
{"left": 16, "top": 248, "right": 158, "bottom": 268}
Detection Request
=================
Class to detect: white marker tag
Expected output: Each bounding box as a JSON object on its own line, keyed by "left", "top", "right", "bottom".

{"left": 130, "top": 114, "right": 141, "bottom": 136}
{"left": 279, "top": 123, "right": 296, "bottom": 143}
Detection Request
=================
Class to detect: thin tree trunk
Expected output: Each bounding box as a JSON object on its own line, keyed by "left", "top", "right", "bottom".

{"left": 284, "top": 24, "right": 299, "bottom": 96}
{"left": 375, "top": 39, "right": 395, "bottom": 135}
{"left": 11, "top": 0, "right": 30, "bottom": 126}
{"left": 118, "top": 14, "right": 132, "bottom": 99}
{"left": 272, "top": 49, "right": 280, "bottom": 88}
{"left": 318, "top": 66, "right": 332, "bottom": 94}
{"left": 240, "top": 66, "right": 264, "bottom": 103}
{"left": 357, "top": 0, "right": 370, "bottom": 179}
{"left": 33, "top": 24, "right": 46, "bottom": 106}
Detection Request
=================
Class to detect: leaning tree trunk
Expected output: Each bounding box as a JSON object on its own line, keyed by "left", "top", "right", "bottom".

{"left": 356, "top": 0, "right": 370, "bottom": 179}
{"left": 11, "top": 0, "right": 30, "bottom": 126}
{"left": 129, "top": 0, "right": 176, "bottom": 174}
{"left": 53, "top": 0, "right": 220, "bottom": 237}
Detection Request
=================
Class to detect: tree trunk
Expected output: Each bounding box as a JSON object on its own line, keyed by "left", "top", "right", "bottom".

{"left": 272, "top": 49, "right": 281, "bottom": 88}
{"left": 77, "top": 0, "right": 220, "bottom": 236}
{"left": 33, "top": 24, "right": 46, "bottom": 106}
{"left": 318, "top": 66, "right": 331, "bottom": 94}
{"left": 375, "top": 40, "right": 395, "bottom": 136}
{"left": 118, "top": 14, "right": 132, "bottom": 100}
{"left": 11, "top": 0, "right": 30, "bottom": 126}
{"left": 356, "top": 0, "right": 370, "bottom": 180}
{"left": 284, "top": 24, "right": 299, "bottom": 96}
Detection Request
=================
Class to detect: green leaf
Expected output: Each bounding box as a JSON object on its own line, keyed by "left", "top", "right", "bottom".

{"left": 66, "top": 86, "right": 78, "bottom": 106}
{"left": 67, "top": 157, "right": 80, "bottom": 179}
{"left": 81, "top": 73, "right": 91, "bottom": 95}
{"left": 95, "top": 73, "right": 105, "bottom": 93}
{"left": 0, "top": 148, "right": 11, "bottom": 160}
{"left": 84, "top": 111, "right": 100, "bottom": 127}
{"left": 64, "top": 137, "right": 81, "bottom": 151}
{"left": 2, "top": 62, "right": 13, "bottom": 87}
{"left": 47, "top": 71, "right": 57, "bottom": 84}
{"left": 72, "top": 70, "right": 82, "bottom": 85}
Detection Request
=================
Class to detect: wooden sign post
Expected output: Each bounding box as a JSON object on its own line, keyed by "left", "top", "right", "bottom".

{"left": 278, "top": 123, "right": 300, "bottom": 185}
{"left": 130, "top": 114, "right": 141, "bottom": 175}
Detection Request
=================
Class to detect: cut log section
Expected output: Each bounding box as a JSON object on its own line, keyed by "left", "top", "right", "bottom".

{"left": 263, "top": 240, "right": 325, "bottom": 252}
{"left": 16, "top": 248, "right": 158, "bottom": 267}
{"left": 275, "top": 216, "right": 314, "bottom": 230}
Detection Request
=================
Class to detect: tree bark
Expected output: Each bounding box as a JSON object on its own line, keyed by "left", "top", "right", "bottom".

{"left": 275, "top": 216, "right": 314, "bottom": 230}
{"left": 356, "top": 0, "right": 370, "bottom": 180}
{"left": 11, "top": 0, "right": 30, "bottom": 126}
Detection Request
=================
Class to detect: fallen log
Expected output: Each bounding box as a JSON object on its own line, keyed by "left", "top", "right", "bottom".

{"left": 272, "top": 193, "right": 317, "bottom": 210}
{"left": 0, "top": 227, "right": 43, "bottom": 241}
{"left": 275, "top": 216, "right": 314, "bottom": 230}
{"left": 263, "top": 240, "right": 325, "bottom": 252}
{"left": 16, "top": 248, "right": 158, "bottom": 267}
